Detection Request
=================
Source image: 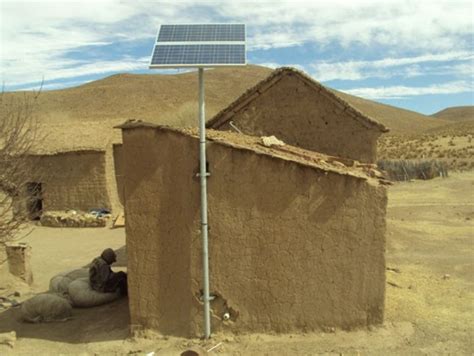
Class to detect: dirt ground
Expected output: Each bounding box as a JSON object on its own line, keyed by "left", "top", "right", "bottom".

{"left": 0, "top": 172, "right": 473, "bottom": 355}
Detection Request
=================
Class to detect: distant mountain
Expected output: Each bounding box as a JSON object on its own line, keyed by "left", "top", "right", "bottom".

{"left": 5, "top": 65, "right": 452, "bottom": 136}
{"left": 431, "top": 106, "right": 474, "bottom": 122}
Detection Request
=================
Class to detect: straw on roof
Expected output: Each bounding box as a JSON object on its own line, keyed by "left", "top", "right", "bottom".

{"left": 119, "top": 120, "right": 389, "bottom": 184}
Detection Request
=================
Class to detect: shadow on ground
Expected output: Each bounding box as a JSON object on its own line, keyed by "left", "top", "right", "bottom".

{"left": 0, "top": 244, "right": 129, "bottom": 344}
{"left": 0, "top": 297, "right": 129, "bottom": 344}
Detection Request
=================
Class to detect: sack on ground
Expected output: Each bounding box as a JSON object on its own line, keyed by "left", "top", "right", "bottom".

{"left": 49, "top": 268, "right": 89, "bottom": 294}
{"left": 21, "top": 293, "right": 72, "bottom": 323}
{"left": 68, "top": 277, "right": 120, "bottom": 308}
{"left": 65, "top": 268, "right": 89, "bottom": 280}
{"left": 49, "top": 275, "right": 73, "bottom": 294}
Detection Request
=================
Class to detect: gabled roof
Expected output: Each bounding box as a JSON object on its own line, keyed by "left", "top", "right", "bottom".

{"left": 119, "top": 121, "right": 389, "bottom": 185}
{"left": 207, "top": 67, "right": 389, "bottom": 133}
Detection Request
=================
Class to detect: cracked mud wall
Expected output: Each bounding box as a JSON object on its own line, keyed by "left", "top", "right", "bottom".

{"left": 123, "top": 127, "right": 387, "bottom": 337}
{"left": 201, "top": 144, "right": 387, "bottom": 334}
{"left": 219, "top": 73, "right": 380, "bottom": 163}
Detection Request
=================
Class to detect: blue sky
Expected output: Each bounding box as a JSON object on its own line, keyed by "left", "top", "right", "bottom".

{"left": 1, "top": 0, "right": 473, "bottom": 115}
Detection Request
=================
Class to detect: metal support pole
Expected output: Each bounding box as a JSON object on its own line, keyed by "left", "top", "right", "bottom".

{"left": 198, "top": 68, "right": 211, "bottom": 339}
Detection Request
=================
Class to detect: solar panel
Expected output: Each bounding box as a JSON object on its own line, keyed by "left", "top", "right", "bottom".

{"left": 151, "top": 45, "right": 245, "bottom": 66}
{"left": 150, "top": 24, "right": 246, "bottom": 68}
{"left": 158, "top": 24, "right": 245, "bottom": 42}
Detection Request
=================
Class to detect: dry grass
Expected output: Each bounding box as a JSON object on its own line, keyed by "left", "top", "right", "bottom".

{"left": 378, "top": 122, "right": 474, "bottom": 171}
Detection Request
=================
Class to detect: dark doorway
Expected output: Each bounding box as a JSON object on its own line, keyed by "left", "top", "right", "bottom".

{"left": 26, "top": 182, "right": 43, "bottom": 220}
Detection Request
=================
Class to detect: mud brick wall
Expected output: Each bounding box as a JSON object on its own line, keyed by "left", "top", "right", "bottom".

{"left": 217, "top": 73, "right": 381, "bottom": 163}
{"left": 28, "top": 151, "right": 111, "bottom": 212}
{"left": 123, "top": 126, "right": 387, "bottom": 337}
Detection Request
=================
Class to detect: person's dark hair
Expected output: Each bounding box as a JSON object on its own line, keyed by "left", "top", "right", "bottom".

{"left": 101, "top": 248, "right": 117, "bottom": 264}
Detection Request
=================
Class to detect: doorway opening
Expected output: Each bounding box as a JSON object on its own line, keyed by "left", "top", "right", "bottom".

{"left": 26, "top": 182, "right": 43, "bottom": 220}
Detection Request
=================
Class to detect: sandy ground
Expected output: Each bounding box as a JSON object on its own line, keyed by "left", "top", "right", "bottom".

{"left": 0, "top": 172, "right": 473, "bottom": 355}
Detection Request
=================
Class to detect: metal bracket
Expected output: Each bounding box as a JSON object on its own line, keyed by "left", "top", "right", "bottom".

{"left": 199, "top": 293, "right": 216, "bottom": 302}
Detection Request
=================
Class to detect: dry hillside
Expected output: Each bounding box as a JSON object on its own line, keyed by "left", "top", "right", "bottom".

{"left": 432, "top": 106, "right": 474, "bottom": 122}
{"left": 5, "top": 65, "right": 470, "bottom": 168}
{"left": 6, "top": 65, "right": 273, "bottom": 126}
{"left": 378, "top": 120, "right": 474, "bottom": 170}
{"left": 378, "top": 107, "right": 474, "bottom": 170}
{"left": 333, "top": 90, "right": 451, "bottom": 135}
{"left": 5, "top": 65, "right": 451, "bottom": 136}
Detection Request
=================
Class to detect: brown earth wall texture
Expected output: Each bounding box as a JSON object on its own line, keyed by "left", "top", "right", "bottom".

{"left": 26, "top": 151, "right": 111, "bottom": 212}
{"left": 123, "top": 128, "right": 387, "bottom": 337}
{"left": 104, "top": 144, "right": 123, "bottom": 213}
{"left": 124, "top": 128, "right": 200, "bottom": 336}
{"left": 113, "top": 144, "right": 125, "bottom": 206}
{"left": 220, "top": 73, "right": 380, "bottom": 163}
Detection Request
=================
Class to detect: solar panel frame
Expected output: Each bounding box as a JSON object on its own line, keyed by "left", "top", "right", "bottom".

{"left": 149, "top": 24, "right": 247, "bottom": 68}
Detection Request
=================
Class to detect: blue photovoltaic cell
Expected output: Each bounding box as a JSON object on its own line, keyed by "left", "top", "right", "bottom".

{"left": 151, "top": 44, "right": 245, "bottom": 66}
{"left": 150, "top": 24, "right": 246, "bottom": 67}
{"left": 158, "top": 24, "right": 245, "bottom": 42}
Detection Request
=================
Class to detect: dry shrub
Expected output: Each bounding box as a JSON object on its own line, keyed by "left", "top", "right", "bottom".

{"left": 377, "top": 159, "right": 449, "bottom": 181}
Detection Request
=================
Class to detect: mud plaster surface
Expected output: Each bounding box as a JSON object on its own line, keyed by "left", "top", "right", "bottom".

{"left": 123, "top": 126, "right": 387, "bottom": 337}
{"left": 1, "top": 173, "right": 471, "bottom": 355}
{"left": 216, "top": 73, "right": 381, "bottom": 163}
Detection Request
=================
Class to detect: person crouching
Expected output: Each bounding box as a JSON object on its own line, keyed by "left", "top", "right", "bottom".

{"left": 89, "top": 248, "right": 127, "bottom": 296}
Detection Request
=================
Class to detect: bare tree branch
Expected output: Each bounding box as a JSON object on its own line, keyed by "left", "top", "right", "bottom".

{"left": 0, "top": 85, "right": 43, "bottom": 247}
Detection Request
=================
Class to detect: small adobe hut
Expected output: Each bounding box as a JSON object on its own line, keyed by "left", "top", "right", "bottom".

{"left": 207, "top": 67, "right": 389, "bottom": 163}
{"left": 14, "top": 123, "right": 123, "bottom": 218}
{"left": 120, "top": 121, "right": 388, "bottom": 337}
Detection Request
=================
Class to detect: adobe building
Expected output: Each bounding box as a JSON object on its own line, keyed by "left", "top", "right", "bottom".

{"left": 207, "top": 67, "right": 389, "bottom": 163}
{"left": 120, "top": 121, "right": 389, "bottom": 337}
{"left": 13, "top": 123, "right": 123, "bottom": 219}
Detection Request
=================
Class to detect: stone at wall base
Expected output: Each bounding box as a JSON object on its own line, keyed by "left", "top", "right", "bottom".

{"left": 40, "top": 211, "right": 108, "bottom": 228}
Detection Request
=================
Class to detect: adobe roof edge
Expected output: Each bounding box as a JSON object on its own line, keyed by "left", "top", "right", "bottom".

{"left": 206, "top": 66, "right": 389, "bottom": 133}
{"left": 27, "top": 148, "right": 105, "bottom": 156}
{"left": 119, "top": 121, "right": 390, "bottom": 185}
{"left": 115, "top": 120, "right": 160, "bottom": 130}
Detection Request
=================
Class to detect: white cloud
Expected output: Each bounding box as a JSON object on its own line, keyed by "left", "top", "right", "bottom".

{"left": 0, "top": 0, "right": 188, "bottom": 87}
{"left": 341, "top": 80, "right": 473, "bottom": 99}
{"left": 311, "top": 51, "right": 474, "bottom": 81}
{"left": 217, "top": 0, "right": 473, "bottom": 51}
{"left": 1, "top": 0, "right": 473, "bottom": 88}
{"left": 5, "top": 56, "right": 150, "bottom": 89}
